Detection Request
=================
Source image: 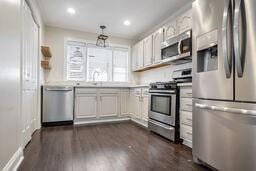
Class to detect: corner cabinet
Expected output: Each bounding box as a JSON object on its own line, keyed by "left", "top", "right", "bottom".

{"left": 164, "top": 20, "right": 177, "bottom": 41}
{"left": 176, "top": 9, "right": 192, "bottom": 35}
{"left": 152, "top": 28, "right": 164, "bottom": 63}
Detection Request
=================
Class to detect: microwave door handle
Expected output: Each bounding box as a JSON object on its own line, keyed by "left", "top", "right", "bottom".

{"left": 234, "top": 0, "right": 245, "bottom": 77}
{"left": 222, "top": 0, "right": 232, "bottom": 78}
{"left": 178, "top": 39, "right": 182, "bottom": 55}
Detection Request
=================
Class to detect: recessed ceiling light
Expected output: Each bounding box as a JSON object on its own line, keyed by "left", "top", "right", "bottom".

{"left": 123, "top": 20, "right": 131, "bottom": 26}
{"left": 67, "top": 8, "right": 76, "bottom": 14}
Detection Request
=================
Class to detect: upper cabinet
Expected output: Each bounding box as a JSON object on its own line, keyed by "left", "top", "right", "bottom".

{"left": 132, "top": 41, "right": 144, "bottom": 70}
{"left": 132, "top": 9, "right": 192, "bottom": 72}
{"left": 153, "top": 28, "right": 164, "bottom": 63}
{"left": 143, "top": 35, "right": 153, "bottom": 66}
{"left": 164, "top": 20, "right": 177, "bottom": 40}
{"left": 176, "top": 9, "right": 192, "bottom": 35}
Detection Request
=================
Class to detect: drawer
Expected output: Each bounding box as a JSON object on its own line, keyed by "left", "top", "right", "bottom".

{"left": 99, "top": 89, "right": 119, "bottom": 94}
{"left": 180, "top": 111, "right": 192, "bottom": 126}
{"left": 142, "top": 88, "right": 149, "bottom": 97}
{"left": 131, "top": 88, "right": 142, "bottom": 96}
{"left": 180, "top": 87, "right": 192, "bottom": 98}
{"left": 75, "top": 88, "right": 97, "bottom": 94}
{"left": 180, "top": 124, "right": 192, "bottom": 141}
{"left": 180, "top": 98, "right": 192, "bottom": 112}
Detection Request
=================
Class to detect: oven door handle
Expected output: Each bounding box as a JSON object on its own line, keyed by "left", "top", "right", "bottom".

{"left": 149, "top": 90, "right": 176, "bottom": 94}
{"left": 149, "top": 120, "right": 174, "bottom": 130}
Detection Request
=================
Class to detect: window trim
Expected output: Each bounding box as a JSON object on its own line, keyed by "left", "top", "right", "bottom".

{"left": 64, "top": 38, "right": 131, "bottom": 83}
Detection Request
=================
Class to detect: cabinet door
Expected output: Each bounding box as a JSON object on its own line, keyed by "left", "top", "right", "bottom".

{"left": 177, "top": 9, "right": 192, "bottom": 34}
{"left": 132, "top": 45, "right": 137, "bottom": 71}
{"left": 75, "top": 94, "right": 97, "bottom": 118}
{"left": 141, "top": 96, "right": 149, "bottom": 122}
{"left": 120, "top": 90, "right": 129, "bottom": 116}
{"left": 164, "top": 20, "right": 177, "bottom": 40}
{"left": 99, "top": 94, "right": 119, "bottom": 117}
{"left": 137, "top": 41, "right": 144, "bottom": 68}
{"left": 153, "top": 28, "right": 164, "bottom": 63}
{"left": 143, "top": 35, "right": 153, "bottom": 66}
{"left": 129, "top": 89, "right": 141, "bottom": 119}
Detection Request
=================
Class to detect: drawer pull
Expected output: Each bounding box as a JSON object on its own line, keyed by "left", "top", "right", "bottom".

{"left": 186, "top": 118, "right": 192, "bottom": 121}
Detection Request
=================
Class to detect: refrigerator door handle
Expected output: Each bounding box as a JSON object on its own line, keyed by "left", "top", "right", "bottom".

{"left": 195, "top": 103, "right": 256, "bottom": 116}
{"left": 222, "top": 0, "right": 232, "bottom": 78}
{"left": 233, "top": 0, "right": 245, "bottom": 77}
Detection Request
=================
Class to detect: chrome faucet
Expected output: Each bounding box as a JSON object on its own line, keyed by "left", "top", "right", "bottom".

{"left": 92, "top": 70, "right": 100, "bottom": 85}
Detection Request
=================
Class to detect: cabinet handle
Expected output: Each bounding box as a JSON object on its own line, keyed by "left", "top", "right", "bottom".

{"left": 186, "top": 118, "right": 192, "bottom": 121}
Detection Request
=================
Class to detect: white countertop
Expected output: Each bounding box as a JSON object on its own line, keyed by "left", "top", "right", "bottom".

{"left": 43, "top": 82, "right": 149, "bottom": 88}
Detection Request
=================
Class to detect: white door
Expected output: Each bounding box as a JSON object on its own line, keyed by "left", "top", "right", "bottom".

{"left": 21, "top": 1, "right": 39, "bottom": 147}
{"left": 164, "top": 20, "right": 177, "bottom": 40}
{"left": 143, "top": 35, "right": 153, "bottom": 66}
{"left": 75, "top": 94, "right": 97, "bottom": 118}
{"left": 99, "top": 94, "right": 119, "bottom": 117}
{"left": 153, "top": 28, "right": 164, "bottom": 63}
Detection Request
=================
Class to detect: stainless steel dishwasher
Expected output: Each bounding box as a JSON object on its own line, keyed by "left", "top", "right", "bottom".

{"left": 42, "top": 86, "right": 74, "bottom": 125}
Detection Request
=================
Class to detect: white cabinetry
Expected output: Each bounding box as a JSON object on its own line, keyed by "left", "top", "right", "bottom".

{"left": 164, "top": 20, "right": 177, "bottom": 40}
{"left": 99, "top": 92, "right": 119, "bottom": 117}
{"left": 120, "top": 90, "right": 130, "bottom": 116}
{"left": 76, "top": 93, "right": 97, "bottom": 118}
{"left": 75, "top": 88, "right": 128, "bottom": 121}
{"left": 176, "top": 9, "right": 192, "bottom": 35}
{"left": 135, "top": 41, "right": 144, "bottom": 69}
{"left": 129, "top": 87, "right": 149, "bottom": 125}
{"left": 179, "top": 85, "right": 193, "bottom": 148}
{"left": 152, "top": 28, "right": 164, "bottom": 63}
{"left": 143, "top": 35, "right": 153, "bottom": 66}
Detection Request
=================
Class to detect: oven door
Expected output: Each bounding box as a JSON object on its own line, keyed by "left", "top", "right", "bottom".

{"left": 149, "top": 92, "right": 177, "bottom": 126}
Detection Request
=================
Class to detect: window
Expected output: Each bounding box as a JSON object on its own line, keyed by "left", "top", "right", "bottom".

{"left": 66, "top": 41, "right": 86, "bottom": 81}
{"left": 65, "top": 41, "right": 129, "bottom": 82}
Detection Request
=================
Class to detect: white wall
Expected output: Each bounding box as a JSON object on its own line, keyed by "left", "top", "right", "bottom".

{"left": 44, "top": 26, "right": 136, "bottom": 83}
{"left": 0, "top": 0, "right": 22, "bottom": 170}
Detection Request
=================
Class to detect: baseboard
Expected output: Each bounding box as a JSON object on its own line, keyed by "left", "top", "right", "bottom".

{"left": 2, "top": 147, "right": 24, "bottom": 171}
{"left": 130, "top": 118, "right": 148, "bottom": 128}
{"left": 74, "top": 117, "right": 130, "bottom": 125}
{"left": 182, "top": 139, "right": 192, "bottom": 148}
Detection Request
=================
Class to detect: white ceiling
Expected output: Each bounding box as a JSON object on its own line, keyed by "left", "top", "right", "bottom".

{"left": 36, "top": 0, "right": 191, "bottom": 39}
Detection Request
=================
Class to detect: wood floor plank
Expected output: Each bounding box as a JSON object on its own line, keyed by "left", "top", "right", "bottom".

{"left": 18, "top": 121, "right": 211, "bottom": 171}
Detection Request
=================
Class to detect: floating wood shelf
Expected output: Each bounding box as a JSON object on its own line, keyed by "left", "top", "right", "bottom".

{"left": 41, "top": 46, "right": 52, "bottom": 58}
{"left": 41, "top": 60, "right": 51, "bottom": 70}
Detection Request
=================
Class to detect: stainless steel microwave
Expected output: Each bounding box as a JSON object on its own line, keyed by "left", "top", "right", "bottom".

{"left": 161, "top": 30, "right": 192, "bottom": 64}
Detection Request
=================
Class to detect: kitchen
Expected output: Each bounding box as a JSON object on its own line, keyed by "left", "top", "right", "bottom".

{"left": 1, "top": 0, "right": 256, "bottom": 170}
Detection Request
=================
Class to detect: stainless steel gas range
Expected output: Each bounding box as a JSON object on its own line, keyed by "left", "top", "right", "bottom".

{"left": 148, "top": 64, "right": 192, "bottom": 143}
{"left": 148, "top": 81, "right": 180, "bottom": 142}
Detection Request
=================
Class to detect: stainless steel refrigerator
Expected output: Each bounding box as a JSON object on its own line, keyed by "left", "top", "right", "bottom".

{"left": 192, "top": 0, "right": 256, "bottom": 170}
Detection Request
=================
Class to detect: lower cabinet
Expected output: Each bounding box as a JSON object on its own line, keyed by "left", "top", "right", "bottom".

{"left": 99, "top": 94, "right": 119, "bottom": 117}
{"left": 76, "top": 93, "right": 97, "bottom": 118}
{"left": 179, "top": 85, "right": 193, "bottom": 148}
{"left": 129, "top": 88, "right": 149, "bottom": 125}
{"left": 75, "top": 88, "right": 121, "bottom": 119}
{"left": 75, "top": 87, "right": 149, "bottom": 126}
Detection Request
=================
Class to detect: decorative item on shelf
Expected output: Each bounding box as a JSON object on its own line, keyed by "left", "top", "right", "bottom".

{"left": 96, "top": 25, "right": 109, "bottom": 47}
{"left": 41, "top": 60, "right": 51, "bottom": 70}
{"left": 41, "top": 46, "right": 52, "bottom": 58}
{"left": 41, "top": 46, "right": 52, "bottom": 70}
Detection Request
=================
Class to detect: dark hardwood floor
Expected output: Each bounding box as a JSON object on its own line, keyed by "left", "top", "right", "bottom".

{"left": 18, "top": 121, "right": 210, "bottom": 171}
